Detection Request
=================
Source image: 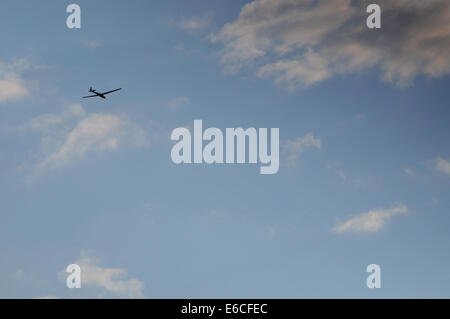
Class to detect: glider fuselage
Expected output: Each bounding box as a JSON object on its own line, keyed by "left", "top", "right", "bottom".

{"left": 90, "top": 90, "right": 106, "bottom": 99}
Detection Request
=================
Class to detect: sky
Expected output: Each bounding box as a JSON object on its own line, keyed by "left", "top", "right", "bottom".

{"left": 0, "top": 0, "right": 449, "bottom": 298}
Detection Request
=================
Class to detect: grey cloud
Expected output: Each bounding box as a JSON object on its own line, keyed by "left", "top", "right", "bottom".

{"left": 213, "top": 0, "right": 450, "bottom": 89}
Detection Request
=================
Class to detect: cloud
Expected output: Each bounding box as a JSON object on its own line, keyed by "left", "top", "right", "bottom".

{"left": 435, "top": 157, "right": 450, "bottom": 176}
{"left": 212, "top": 0, "right": 450, "bottom": 89}
{"left": 0, "top": 78, "right": 28, "bottom": 103}
{"left": 14, "top": 106, "right": 147, "bottom": 181}
{"left": 283, "top": 133, "right": 321, "bottom": 166}
{"left": 167, "top": 96, "right": 190, "bottom": 110}
{"left": 257, "top": 49, "right": 331, "bottom": 89}
{"left": 35, "top": 296, "right": 59, "bottom": 299}
{"left": 332, "top": 166, "right": 375, "bottom": 187}
{"left": 36, "top": 112, "right": 147, "bottom": 172}
{"left": 0, "top": 58, "right": 32, "bottom": 104}
{"left": 333, "top": 203, "right": 408, "bottom": 234}
{"left": 18, "top": 104, "right": 85, "bottom": 133}
{"left": 62, "top": 253, "right": 144, "bottom": 298}
{"left": 178, "top": 16, "right": 211, "bottom": 32}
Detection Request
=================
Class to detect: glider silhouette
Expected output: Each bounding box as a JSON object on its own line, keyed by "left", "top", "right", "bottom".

{"left": 83, "top": 87, "right": 122, "bottom": 99}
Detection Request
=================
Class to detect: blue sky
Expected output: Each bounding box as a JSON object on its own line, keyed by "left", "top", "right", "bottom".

{"left": 0, "top": 0, "right": 450, "bottom": 298}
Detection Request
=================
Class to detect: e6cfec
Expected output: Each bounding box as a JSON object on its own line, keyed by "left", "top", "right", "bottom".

{"left": 225, "top": 304, "right": 268, "bottom": 314}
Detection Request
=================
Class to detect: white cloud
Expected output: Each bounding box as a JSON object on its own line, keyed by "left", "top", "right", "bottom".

{"left": 63, "top": 253, "right": 144, "bottom": 298}
{"left": 212, "top": 0, "right": 450, "bottom": 89}
{"left": 435, "top": 157, "right": 450, "bottom": 176}
{"left": 167, "top": 96, "right": 190, "bottom": 110}
{"left": 35, "top": 296, "right": 59, "bottom": 299}
{"left": 36, "top": 112, "right": 147, "bottom": 172}
{"left": 283, "top": 133, "right": 321, "bottom": 166}
{"left": 0, "top": 58, "right": 32, "bottom": 104}
{"left": 333, "top": 203, "right": 408, "bottom": 234}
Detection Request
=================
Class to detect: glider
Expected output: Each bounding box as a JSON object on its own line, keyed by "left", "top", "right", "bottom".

{"left": 83, "top": 87, "right": 122, "bottom": 99}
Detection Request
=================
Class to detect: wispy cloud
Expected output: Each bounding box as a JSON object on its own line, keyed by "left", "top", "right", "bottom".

{"left": 435, "top": 157, "right": 450, "bottom": 176}
{"left": 36, "top": 112, "right": 147, "bottom": 172}
{"left": 178, "top": 16, "right": 211, "bottom": 32}
{"left": 15, "top": 104, "right": 85, "bottom": 133}
{"left": 333, "top": 203, "right": 408, "bottom": 234}
{"left": 335, "top": 168, "right": 375, "bottom": 187}
{"left": 62, "top": 252, "right": 144, "bottom": 298}
{"left": 14, "top": 105, "right": 147, "bottom": 181}
{"left": 212, "top": 0, "right": 450, "bottom": 89}
{"left": 167, "top": 96, "right": 190, "bottom": 110}
{"left": 282, "top": 133, "right": 321, "bottom": 166}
